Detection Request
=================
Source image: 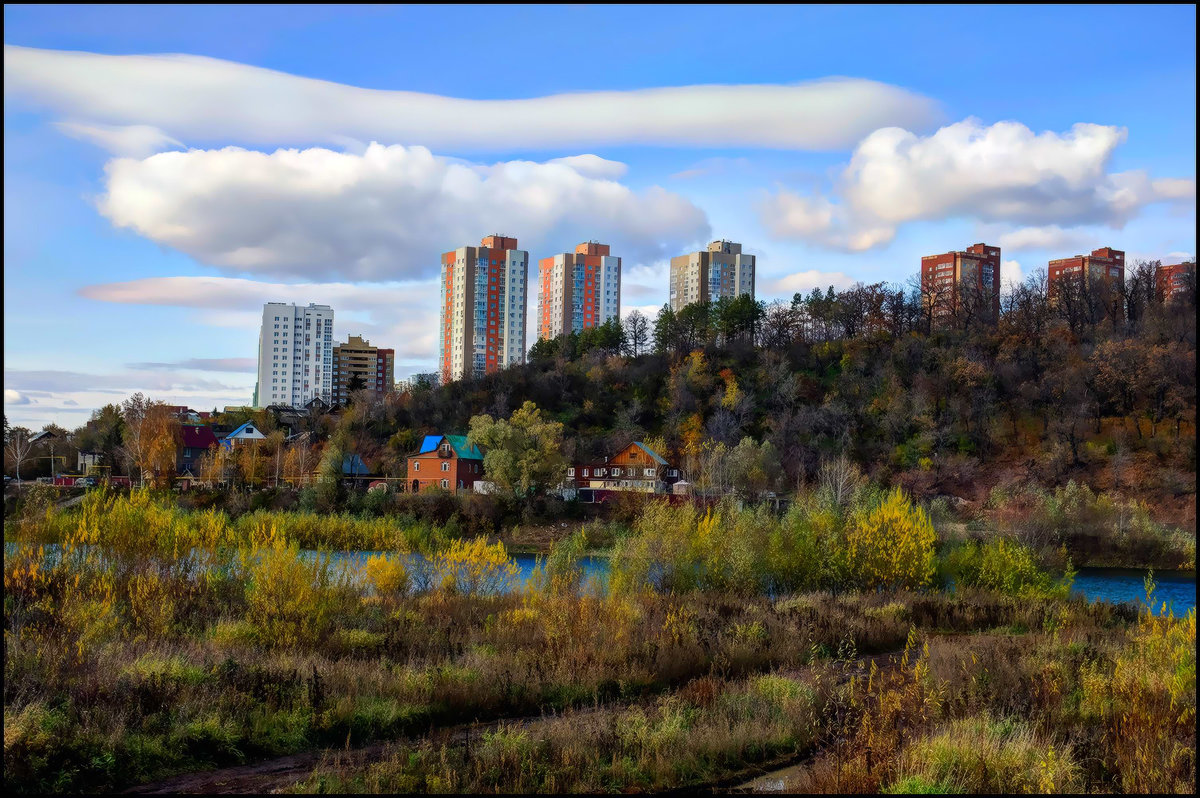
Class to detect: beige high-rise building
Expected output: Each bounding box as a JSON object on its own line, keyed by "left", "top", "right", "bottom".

{"left": 669, "top": 240, "right": 755, "bottom": 312}
{"left": 331, "top": 335, "right": 394, "bottom": 406}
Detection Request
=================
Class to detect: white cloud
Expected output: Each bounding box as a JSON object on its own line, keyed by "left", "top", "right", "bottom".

{"left": 5, "top": 45, "right": 941, "bottom": 153}
{"left": 1001, "top": 259, "right": 1024, "bottom": 290}
{"left": 669, "top": 157, "right": 753, "bottom": 181}
{"left": 545, "top": 154, "right": 628, "bottom": 179}
{"left": 127, "top": 357, "right": 258, "bottom": 373}
{"left": 96, "top": 143, "right": 710, "bottom": 281}
{"left": 55, "top": 121, "right": 183, "bottom": 157}
{"left": 995, "top": 225, "right": 1090, "bottom": 252}
{"left": 761, "top": 269, "right": 858, "bottom": 297}
{"left": 760, "top": 118, "right": 1196, "bottom": 251}
{"left": 5, "top": 389, "right": 33, "bottom": 406}
{"left": 80, "top": 275, "right": 442, "bottom": 362}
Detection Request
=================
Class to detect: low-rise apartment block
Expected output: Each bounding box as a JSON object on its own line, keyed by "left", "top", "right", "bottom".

{"left": 1156, "top": 261, "right": 1195, "bottom": 303}
{"left": 331, "top": 335, "right": 394, "bottom": 405}
{"left": 920, "top": 243, "right": 1001, "bottom": 324}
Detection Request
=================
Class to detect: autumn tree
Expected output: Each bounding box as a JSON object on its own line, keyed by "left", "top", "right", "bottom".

{"left": 728, "top": 436, "right": 783, "bottom": 499}
{"left": 140, "top": 404, "right": 180, "bottom": 488}
{"left": 467, "top": 400, "right": 565, "bottom": 500}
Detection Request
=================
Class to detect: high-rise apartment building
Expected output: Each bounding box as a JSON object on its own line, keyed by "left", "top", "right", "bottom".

{"left": 1154, "top": 261, "right": 1193, "bottom": 303}
{"left": 669, "top": 240, "right": 756, "bottom": 312}
{"left": 537, "top": 241, "right": 621, "bottom": 340}
{"left": 254, "top": 302, "right": 335, "bottom": 408}
{"left": 330, "top": 335, "right": 394, "bottom": 406}
{"left": 1047, "top": 247, "right": 1125, "bottom": 318}
{"left": 920, "top": 243, "right": 1001, "bottom": 324}
{"left": 439, "top": 235, "right": 529, "bottom": 384}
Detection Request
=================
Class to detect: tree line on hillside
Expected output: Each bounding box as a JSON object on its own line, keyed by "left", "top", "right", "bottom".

{"left": 5, "top": 261, "right": 1195, "bottom": 503}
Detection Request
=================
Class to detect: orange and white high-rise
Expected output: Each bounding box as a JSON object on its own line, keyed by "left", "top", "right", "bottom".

{"left": 439, "top": 235, "right": 529, "bottom": 384}
{"left": 537, "top": 241, "right": 621, "bottom": 340}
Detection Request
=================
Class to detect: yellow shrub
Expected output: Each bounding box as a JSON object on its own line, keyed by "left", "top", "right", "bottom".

{"left": 127, "top": 571, "right": 177, "bottom": 638}
{"left": 846, "top": 488, "right": 936, "bottom": 590}
{"left": 430, "top": 537, "right": 518, "bottom": 596}
{"left": 365, "top": 553, "right": 410, "bottom": 601}
{"left": 243, "top": 539, "right": 338, "bottom": 648}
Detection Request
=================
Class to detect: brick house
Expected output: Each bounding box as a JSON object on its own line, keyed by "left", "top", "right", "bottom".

{"left": 569, "top": 441, "right": 680, "bottom": 496}
{"left": 407, "top": 434, "right": 485, "bottom": 493}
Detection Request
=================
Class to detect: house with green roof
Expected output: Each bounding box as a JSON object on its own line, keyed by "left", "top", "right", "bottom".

{"left": 406, "top": 434, "right": 485, "bottom": 493}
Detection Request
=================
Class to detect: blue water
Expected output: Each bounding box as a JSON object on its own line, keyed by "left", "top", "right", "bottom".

{"left": 318, "top": 552, "right": 1195, "bottom": 615}
{"left": 1070, "top": 568, "right": 1196, "bottom": 616}
{"left": 7, "top": 542, "right": 1194, "bottom": 615}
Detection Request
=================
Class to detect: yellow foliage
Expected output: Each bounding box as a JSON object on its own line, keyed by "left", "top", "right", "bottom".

{"left": 846, "top": 488, "right": 936, "bottom": 590}
{"left": 365, "top": 553, "right": 410, "bottom": 601}
{"left": 431, "top": 536, "right": 518, "bottom": 596}
{"left": 243, "top": 538, "right": 340, "bottom": 648}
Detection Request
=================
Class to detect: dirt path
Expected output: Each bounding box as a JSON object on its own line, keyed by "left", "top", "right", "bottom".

{"left": 123, "top": 715, "right": 517, "bottom": 795}
{"left": 124, "top": 650, "right": 902, "bottom": 795}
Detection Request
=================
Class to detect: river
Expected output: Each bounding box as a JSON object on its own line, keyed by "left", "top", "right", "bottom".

{"left": 6, "top": 543, "right": 1194, "bottom": 614}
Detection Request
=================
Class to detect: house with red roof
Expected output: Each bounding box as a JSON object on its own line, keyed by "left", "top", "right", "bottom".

{"left": 178, "top": 424, "right": 218, "bottom": 477}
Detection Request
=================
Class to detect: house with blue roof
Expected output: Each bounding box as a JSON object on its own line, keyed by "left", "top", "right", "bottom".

{"left": 406, "top": 434, "right": 485, "bottom": 493}
{"left": 219, "top": 421, "right": 267, "bottom": 450}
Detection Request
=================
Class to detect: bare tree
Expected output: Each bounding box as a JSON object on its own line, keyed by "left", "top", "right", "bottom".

{"left": 818, "top": 454, "right": 865, "bottom": 510}
{"left": 623, "top": 310, "right": 650, "bottom": 357}
{"left": 5, "top": 426, "right": 35, "bottom": 485}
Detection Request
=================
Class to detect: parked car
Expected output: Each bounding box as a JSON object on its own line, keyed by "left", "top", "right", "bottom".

{"left": 74, "top": 477, "right": 98, "bottom": 488}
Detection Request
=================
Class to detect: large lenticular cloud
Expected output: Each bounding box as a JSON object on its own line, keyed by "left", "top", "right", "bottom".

{"left": 4, "top": 44, "right": 941, "bottom": 153}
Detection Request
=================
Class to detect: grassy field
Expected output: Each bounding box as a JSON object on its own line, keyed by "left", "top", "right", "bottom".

{"left": 3, "top": 488, "right": 1194, "bottom": 793}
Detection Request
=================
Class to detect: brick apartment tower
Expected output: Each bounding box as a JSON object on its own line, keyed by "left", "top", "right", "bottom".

{"left": 331, "top": 335, "right": 394, "bottom": 406}
{"left": 537, "top": 242, "right": 621, "bottom": 340}
{"left": 1047, "top": 247, "right": 1125, "bottom": 317}
{"left": 920, "top": 243, "right": 1001, "bottom": 325}
{"left": 669, "top": 240, "right": 756, "bottom": 312}
{"left": 440, "top": 235, "right": 529, "bottom": 384}
{"left": 1155, "top": 261, "right": 1194, "bottom": 303}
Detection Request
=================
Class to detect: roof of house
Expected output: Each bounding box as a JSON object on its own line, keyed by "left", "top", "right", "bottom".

{"left": 226, "top": 421, "right": 266, "bottom": 439}
{"left": 341, "top": 453, "right": 369, "bottom": 475}
{"left": 417, "top": 434, "right": 483, "bottom": 460}
{"left": 631, "top": 441, "right": 669, "bottom": 465}
{"left": 180, "top": 425, "right": 218, "bottom": 449}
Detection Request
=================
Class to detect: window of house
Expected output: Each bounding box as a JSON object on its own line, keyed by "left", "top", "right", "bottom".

{"left": 440, "top": 479, "right": 449, "bottom": 489}
{"left": 441, "top": 462, "right": 450, "bottom": 472}
{"left": 567, "top": 468, "right": 575, "bottom": 476}
{"left": 413, "top": 462, "right": 420, "bottom": 471}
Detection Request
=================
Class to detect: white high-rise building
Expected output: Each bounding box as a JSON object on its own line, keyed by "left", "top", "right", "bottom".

{"left": 254, "top": 302, "right": 335, "bottom": 407}
{"left": 439, "top": 235, "right": 529, "bottom": 384}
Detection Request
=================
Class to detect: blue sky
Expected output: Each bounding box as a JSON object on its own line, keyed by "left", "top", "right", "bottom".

{"left": 4, "top": 4, "right": 1196, "bottom": 428}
